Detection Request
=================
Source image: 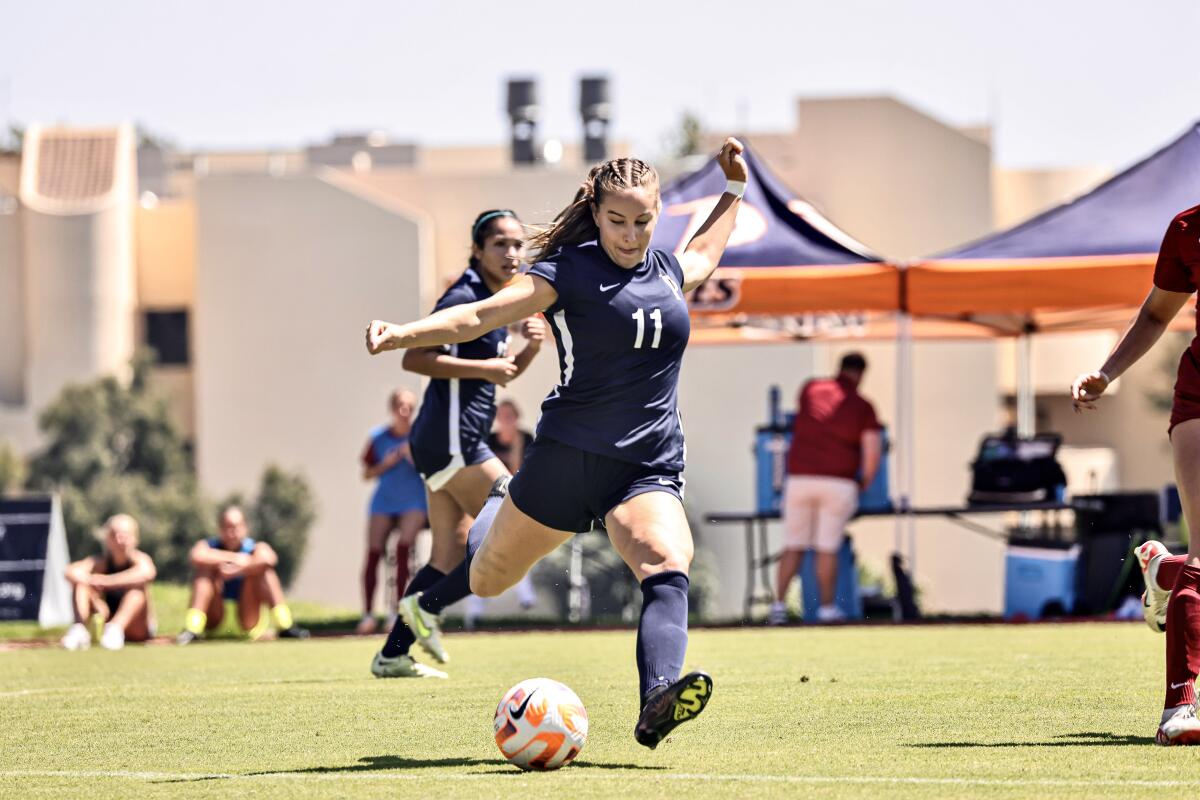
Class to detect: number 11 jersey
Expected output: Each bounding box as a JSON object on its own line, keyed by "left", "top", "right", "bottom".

{"left": 527, "top": 241, "right": 690, "bottom": 471}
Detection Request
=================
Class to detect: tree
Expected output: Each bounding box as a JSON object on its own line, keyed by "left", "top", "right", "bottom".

{"left": 0, "top": 440, "right": 26, "bottom": 494}
{"left": 2, "top": 124, "right": 23, "bottom": 154}
{"left": 24, "top": 353, "right": 314, "bottom": 583}
{"left": 665, "top": 111, "right": 705, "bottom": 159}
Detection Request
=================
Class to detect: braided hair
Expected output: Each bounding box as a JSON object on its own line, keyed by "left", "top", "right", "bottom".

{"left": 529, "top": 158, "right": 659, "bottom": 263}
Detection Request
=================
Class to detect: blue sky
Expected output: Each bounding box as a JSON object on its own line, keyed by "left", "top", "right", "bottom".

{"left": 3, "top": 0, "right": 1196, "bottom": 169}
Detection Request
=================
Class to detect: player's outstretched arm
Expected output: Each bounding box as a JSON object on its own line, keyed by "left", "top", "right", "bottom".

{"left": 677, "top": 137, "right": 748, "bottom": 293}
{"left": 1071, "top": 286, "right": 1191, "bottom": 411}
{"left": 367, "top": 275, "right": 557, "bottom": 355}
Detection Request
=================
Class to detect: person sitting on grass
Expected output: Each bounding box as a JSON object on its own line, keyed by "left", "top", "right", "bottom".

{"left": 61, "top": 514, "right": 157, "bottom": 651}
{"left": 176, "top": 505, "right": 309, "bottom": 644}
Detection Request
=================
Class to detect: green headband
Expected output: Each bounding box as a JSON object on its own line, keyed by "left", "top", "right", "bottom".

{"left": 472, "top": 210, "right": 516, "bottom": 242}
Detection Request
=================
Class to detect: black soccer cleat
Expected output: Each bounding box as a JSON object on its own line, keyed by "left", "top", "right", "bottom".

{"left": 634, "top": 670, "right": 713, "bottom": 749}
{"left": 278, "top": 626, "right": 310, "bottom": 640}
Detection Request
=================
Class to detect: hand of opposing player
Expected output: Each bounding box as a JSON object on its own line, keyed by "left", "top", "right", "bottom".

{"left": 1071, "top": 371, "right": 1110, "bottom": 412}
{"left": 479, "top": 356, "right": 519, "bottom": 386}
{"left": 717, "top": 137, "right": 748, "bottom": 183}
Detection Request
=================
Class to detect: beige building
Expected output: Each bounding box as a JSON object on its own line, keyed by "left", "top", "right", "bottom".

{"left": 0, "top": 96, "right": 1166, "bottom": 619}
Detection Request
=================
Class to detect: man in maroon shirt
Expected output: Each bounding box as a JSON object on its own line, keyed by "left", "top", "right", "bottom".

{"left": 769, "top": 352, "right": 882, "bottom": 624}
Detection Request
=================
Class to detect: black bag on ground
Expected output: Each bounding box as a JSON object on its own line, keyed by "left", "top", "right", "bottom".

{"left": 968, "top": 431, "right": 1067, "bottom": 505}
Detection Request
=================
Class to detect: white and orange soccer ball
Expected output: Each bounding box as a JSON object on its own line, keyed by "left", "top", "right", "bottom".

{"left": 493, "top": 678, "right": 588, "bottom": 771}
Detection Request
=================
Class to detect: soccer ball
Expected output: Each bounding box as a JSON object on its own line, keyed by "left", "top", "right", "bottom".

{"left": 493, "top": 678, "right": 588, "bottom": 771}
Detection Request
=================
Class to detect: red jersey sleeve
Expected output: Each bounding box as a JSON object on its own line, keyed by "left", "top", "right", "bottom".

{"left": 361, "top": 439, "right": 379, "bottom": 468}
{"left": 1153, "top": 214, "right": 1196, "bottom": 294}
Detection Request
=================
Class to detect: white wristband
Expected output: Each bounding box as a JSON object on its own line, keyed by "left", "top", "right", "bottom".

{"left": 724, "top": 180, "right": 746, "bottom": 198}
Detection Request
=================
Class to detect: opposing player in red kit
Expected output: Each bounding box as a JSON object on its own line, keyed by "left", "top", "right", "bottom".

{"left": 1073, "top": 205, "right": 1200, "bottom": 745}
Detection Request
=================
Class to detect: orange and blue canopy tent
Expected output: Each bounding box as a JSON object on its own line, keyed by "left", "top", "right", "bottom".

{"left": 651, "top": 145, "right": 898, "bottom": 342}
{"left": 906, "top": 122, "right": 1200, "bottom": 336}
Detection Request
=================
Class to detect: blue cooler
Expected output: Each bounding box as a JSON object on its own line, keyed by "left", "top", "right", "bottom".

{"left": 1004, "top": 544, "right": 1080, "bottom": 619}
{"left": 799, "top": 536, "right": 863, "bottom": 621}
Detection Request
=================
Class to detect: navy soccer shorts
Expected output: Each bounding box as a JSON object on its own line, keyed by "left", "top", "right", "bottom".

{"left": 508, "top": 437, "right": 684, "bottom": 533}
{"left": 411, "top": 440, "right": 497, "bottom": 492}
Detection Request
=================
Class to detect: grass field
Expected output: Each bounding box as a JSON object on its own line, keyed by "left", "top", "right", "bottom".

{"left": 3, "top": 622, "right": 1200, "bottom": 799}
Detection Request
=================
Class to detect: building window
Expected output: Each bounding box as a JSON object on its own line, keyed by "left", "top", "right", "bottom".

{"left": 144, "top": 310, "right": 189, "bottom": 366}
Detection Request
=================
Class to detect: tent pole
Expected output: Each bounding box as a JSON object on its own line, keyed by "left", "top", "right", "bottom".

{"left": 1016, "top": 332, "right": 1035, "bottom": 437}
{"left": 895, "top": 312, "right": 915, "bottom": 567}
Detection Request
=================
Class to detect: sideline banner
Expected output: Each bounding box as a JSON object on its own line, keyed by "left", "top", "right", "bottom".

{"left": 0, "top": 495, "right": 73, "bottom": 627}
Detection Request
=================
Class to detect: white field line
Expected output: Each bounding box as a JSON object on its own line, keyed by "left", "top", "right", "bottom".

{"left": 0, "top": 687, "right": 75, "bottom": 698}
{"left": 2, "top": 770, "right": 1200, "bottom": 789}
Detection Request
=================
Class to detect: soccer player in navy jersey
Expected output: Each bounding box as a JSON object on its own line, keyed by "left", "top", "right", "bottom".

{"left": 370, "top": 209, "right": 545, "bottom": 679}
{"left": 367, "top": 139, "right": 749, "bottom": 747}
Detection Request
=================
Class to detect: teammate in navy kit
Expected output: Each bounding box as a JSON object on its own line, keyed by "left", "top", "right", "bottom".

{"left": 367, "top": 139, "right": 749, "bottom": 747}
{"left": 370, "top": 209, "right": 545, "bottom": 679}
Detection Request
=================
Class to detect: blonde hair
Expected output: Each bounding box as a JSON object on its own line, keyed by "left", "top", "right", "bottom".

{"left": 529, "top": 157, "right": 659, "bottom": 262}
{"left": 95, "top": 513, "right": 139, "bottom": 545}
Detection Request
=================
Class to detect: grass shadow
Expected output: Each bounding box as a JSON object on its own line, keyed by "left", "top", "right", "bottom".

{"left": 909, "top": 731, "right": 1156, "bottom": 749}
{"left": 153, "top": 754, "right": 665, "bottom": 783}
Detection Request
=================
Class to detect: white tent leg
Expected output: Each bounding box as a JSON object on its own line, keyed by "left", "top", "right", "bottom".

{"left": 1017, "top": 332, "right": 1035, "bottom": 437}
{"left": 895, "top": 313, "right": 916, "bottom": 567}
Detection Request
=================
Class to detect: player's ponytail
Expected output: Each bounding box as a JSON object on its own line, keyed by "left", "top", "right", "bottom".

{"left": 530, "top": 158, "right": 659, "bottom": 263}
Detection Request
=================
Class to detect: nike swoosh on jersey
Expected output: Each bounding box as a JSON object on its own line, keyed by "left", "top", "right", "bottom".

{"left": 599, "top": 283, "right": 620, "bottom": 292}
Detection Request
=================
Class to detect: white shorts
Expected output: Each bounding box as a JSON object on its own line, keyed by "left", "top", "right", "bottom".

{"left": 782, "top": 475, "right": 858, "bottom": 553}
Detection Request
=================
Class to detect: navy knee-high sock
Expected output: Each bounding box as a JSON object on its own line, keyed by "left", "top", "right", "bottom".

{"left": 380, "top": 565, "right": 444, "bottom": 658}
{"left": 636, "top": 571, "right": 690, "bottom": 703}
{"left": 417, "top": 560, "right": 471, "bottom": 614}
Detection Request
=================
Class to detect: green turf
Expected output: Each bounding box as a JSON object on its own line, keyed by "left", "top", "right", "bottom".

{"left": 2, "top": 623, "right": 1199, "bottom": 799}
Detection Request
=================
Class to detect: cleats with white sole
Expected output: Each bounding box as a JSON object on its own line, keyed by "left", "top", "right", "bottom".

{"left": 1135, "top": 540, "right": 1171, "bottom": 633}
{"left": 1158, "top": 703, "right": 1200, "bottom": 746}
{"left": 399, "top": 593, "right": 448, "bottom": 664}
{"left": 370, "top": 650, "right": 447, "bottom": 679}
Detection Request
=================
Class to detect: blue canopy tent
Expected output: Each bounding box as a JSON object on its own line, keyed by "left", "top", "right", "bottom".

{"left": 908, "top": 122, "right": 1200, "bottom": 335}
{"left": 908, "top": 122, "right": 1200, "bottom": 436}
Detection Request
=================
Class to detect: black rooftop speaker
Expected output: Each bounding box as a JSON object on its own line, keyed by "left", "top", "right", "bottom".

{"left": 579, "top": 76, "right": 610, "bottom": 162}
{"left": 506, "top": 79, "right": 539, "bottom": 165}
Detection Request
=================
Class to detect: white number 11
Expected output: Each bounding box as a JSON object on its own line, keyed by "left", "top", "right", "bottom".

{"left": 632, "top": 307, "right": 663, "bottom": 349}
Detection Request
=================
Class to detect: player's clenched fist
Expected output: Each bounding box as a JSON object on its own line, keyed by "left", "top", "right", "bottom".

{"left": 718, "top": 137, "right": 748, "bottom": 183}
{"left": 366, "top": 320, "right": 396, "bottom": 355}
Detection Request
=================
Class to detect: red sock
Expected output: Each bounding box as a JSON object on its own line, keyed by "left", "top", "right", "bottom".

{"left": 1157, "top": 555, "right": 1187, "bottom": 591}
{"left": 1165, "top": 565, "right": 1200, "bottom": 709}
{"left": 363, "top": 549, "right": 382, "bottom": 615}
{"left": 395, "top": 544, "right": 411, "bottom": 601}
